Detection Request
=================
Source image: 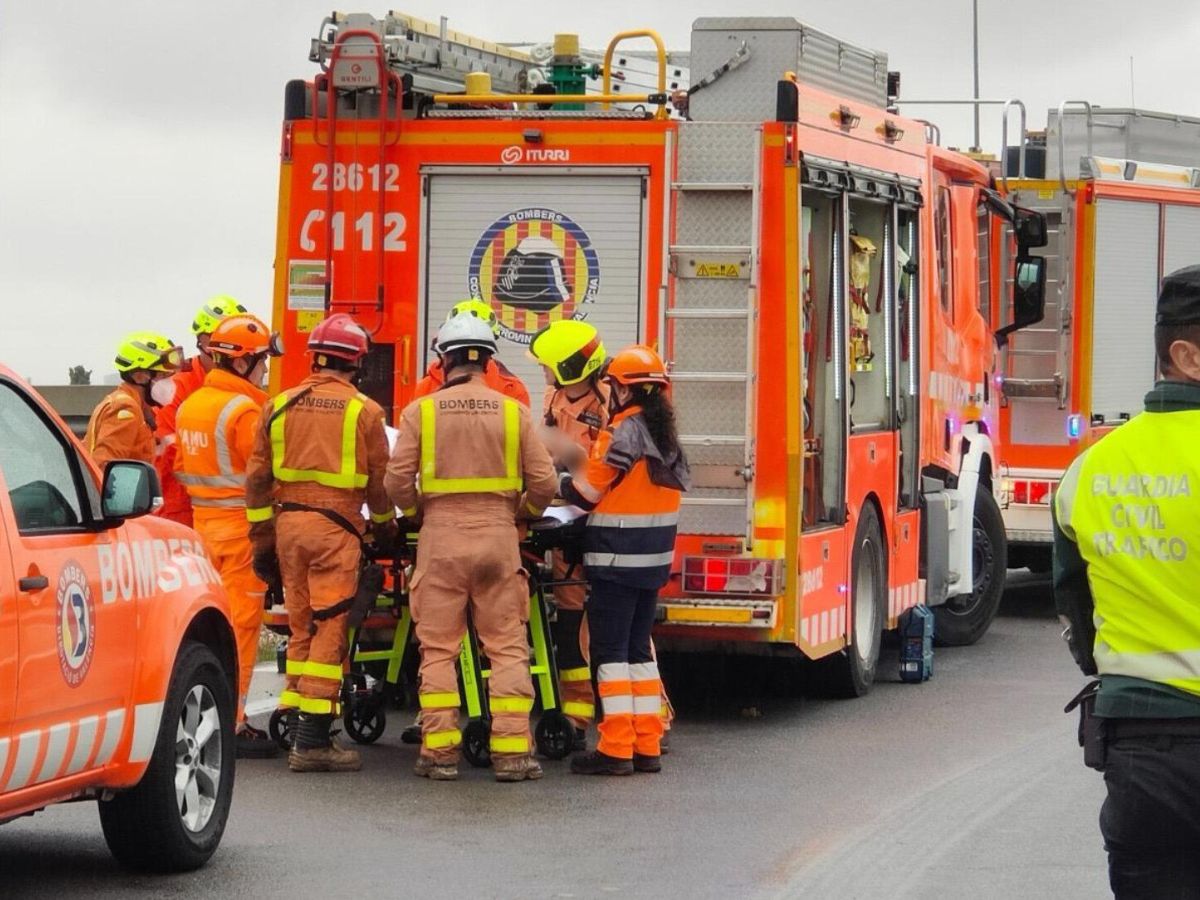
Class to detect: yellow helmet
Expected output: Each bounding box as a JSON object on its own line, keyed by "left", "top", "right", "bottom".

{"left": 528, "top": 320, "right": 606, "bottom": 386}
{"left": 114, "top": 332, "right": 183, "bottom": 374}
{"left": 192, "top": 295, "right": 249, "bottom": 335}
{"left": 447, "top": 298, "right": 500, "bottom": 338}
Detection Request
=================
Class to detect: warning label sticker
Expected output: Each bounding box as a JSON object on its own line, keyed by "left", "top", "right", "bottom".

{"left": 694, "top": 262, "right": 742, "bottom": 279}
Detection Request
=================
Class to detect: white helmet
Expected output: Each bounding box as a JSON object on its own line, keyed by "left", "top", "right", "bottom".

{"left": 436, "top": 313, "right": 497, "bottom": 356}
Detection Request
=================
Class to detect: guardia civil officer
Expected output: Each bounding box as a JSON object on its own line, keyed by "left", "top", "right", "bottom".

{"left": 1053, "top": 264, "right": 1200, "bottom": 897}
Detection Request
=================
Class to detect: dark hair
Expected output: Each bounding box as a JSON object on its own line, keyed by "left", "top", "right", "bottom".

{"left": 1155, "top": 323, "right": 1200, "bottom": 372}
{"left": 637, "top": 384, "right": 680, "bottom": 458}
{"left": 311, "top": 354, "right": 358, "bottom": 374}
{"left": 442, "top": 348, "right": 493, "bottom": 372}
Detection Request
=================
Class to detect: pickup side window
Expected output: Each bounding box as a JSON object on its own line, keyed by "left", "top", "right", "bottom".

{"left": 0, "top": 383, "right": 87, "bottom": 532}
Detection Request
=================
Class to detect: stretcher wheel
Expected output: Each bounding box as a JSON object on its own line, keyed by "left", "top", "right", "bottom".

{"left": 462, "top": 719, "right": 491, "bottom": 768}
{"left": 268, "top": 707, "right": 293, "bottom": 750}
{"left": 344, "top": 699, "right": 386, "bottom": 744}
{"left": 535, "top": 710, "right": 574, "bottom": 761}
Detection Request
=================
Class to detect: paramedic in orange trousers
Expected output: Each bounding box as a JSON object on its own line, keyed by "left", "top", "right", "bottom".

{"left": 386, "top": 314, "right": 559, "bottom": 782}
{"left": 558, "top": 345, "right": 689, "bottom": 775}
{"left": 531, "top": 322, "right": 677, "bottom": 753}
{"left": 245, "top": 313, "right": 398, "bottom": 773}
{"left": 175, "top": 313, "right": 282, "bottom": 758}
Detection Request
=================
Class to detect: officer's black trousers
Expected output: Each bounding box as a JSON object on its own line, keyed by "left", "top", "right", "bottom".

{"left": 1101, "top": 733, "right": 1200, "bottom": 899}
{"left": 586, "top": 578, "right": 657, "bottom": 668}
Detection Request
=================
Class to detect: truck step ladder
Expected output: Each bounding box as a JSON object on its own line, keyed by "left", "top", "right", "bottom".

{"left": 667, "top": 122, "right": 762, "bottom": 540}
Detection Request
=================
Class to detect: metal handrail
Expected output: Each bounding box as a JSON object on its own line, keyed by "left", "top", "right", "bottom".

{"left": 601, "top": 29, "right": 669, "bottom": 120}
{"left": 895, "top": 99, "right": 1028, "bottom": 189}
{"left": 1056, "top": 100, "right": 1094, "bottom": 197}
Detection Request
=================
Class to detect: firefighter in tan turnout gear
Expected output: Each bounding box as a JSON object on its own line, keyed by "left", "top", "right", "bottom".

{"left": 245, "top": 313, "right": 397, "bottom": 773}
{"left": 386, "top": 314, "right": 559, "bottom": 782}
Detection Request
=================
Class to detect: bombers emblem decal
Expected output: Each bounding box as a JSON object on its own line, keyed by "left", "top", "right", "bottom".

{"left": 56, "top": 560, "right": 95, "bottom": 687}
{"left": 467, "top": 207, "right": 600, "bottom": 344}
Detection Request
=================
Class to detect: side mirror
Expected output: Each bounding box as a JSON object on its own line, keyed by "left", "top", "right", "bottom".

{"left": 995, "top": 256, "right": 1047, "bottom": 347}
{"left": 1015, "top": 207, "right": 1048, "bottom": 249}
{"left": 101, "top": 461, "right": 161, "bottom": 523}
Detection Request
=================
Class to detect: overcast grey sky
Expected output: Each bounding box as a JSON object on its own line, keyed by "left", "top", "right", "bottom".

{"left": 2, "top": 0, "right": 1197, "bottom": 383}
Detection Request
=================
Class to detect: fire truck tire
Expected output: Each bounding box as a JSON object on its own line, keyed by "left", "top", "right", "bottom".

{"left": 99, "top": 641, "right": 235, "bottom": 872}
{"left": 823, "top": 503, "right": 885, "bottom": 698}
{"left": 934, "top": 488, "right": 1007, "bottom": 646}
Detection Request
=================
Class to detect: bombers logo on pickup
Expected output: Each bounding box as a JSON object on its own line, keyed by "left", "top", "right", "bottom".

{"left": 97, "top": 537, "right": 222, "bottom": 605}
{"left": 467, "top": 207, "right": 600, "bottom": 344}
{"left": 57, "top": 560, "right": 95, "bottom": 687}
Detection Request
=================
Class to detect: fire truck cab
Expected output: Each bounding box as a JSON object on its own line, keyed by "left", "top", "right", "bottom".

{"left": 0, "top": 366, "right": 237, "bottom": 871}
{"left": 272, "top": 13, "right": 1047, "bottom": 697}
{"left": 997, "top": 105, "right": 1200, "bottom": 572}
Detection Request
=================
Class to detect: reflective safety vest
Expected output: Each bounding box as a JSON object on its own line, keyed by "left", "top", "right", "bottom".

{"left": 418, "top": 396, "right": 523, "bottom": 495}
{"left": 578, "top": 407, "right": 687, "bottom": 589}
{"left": 269, "top": 388, "right": 368, "bottom": 490}
{"left": 174, "top": 370, "right": 265, "bottom": 510}
{"left": 1055, "top": 407, "right": 1200, "bottom": 697}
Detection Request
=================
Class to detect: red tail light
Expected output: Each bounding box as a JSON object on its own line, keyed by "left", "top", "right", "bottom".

{"left": 682, "top": 556, "right": 785, "bottom": 596}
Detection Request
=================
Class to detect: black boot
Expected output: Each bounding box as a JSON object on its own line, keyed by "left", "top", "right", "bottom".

{"left": 570, "top": 750, "right": 633, "bottom": 776}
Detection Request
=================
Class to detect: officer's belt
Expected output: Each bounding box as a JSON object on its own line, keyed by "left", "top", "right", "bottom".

{"left": 1106, "top": 717, "right": 1200, "bottom": 740}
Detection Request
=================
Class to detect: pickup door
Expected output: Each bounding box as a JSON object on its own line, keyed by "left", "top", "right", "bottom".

{"left": 0, "top": 378, "right": 135, "bottom": 796}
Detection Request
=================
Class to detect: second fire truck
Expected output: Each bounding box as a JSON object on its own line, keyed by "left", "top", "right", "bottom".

{"left": 996, "top": 105, "right": 1200, "bottom": 572}
{"left": 270, "top": 13, "right": 1048, "bottom": 695}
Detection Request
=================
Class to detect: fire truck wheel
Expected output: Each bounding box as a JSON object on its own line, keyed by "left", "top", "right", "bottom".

{"left": 99, "top": 641, "right": 235, "bottom": 872}
{"left": 934, "top": 487, "right": 1008, "bottom": 646}
{"left": 823, "top": 503, "right": 885, "bottom": 698}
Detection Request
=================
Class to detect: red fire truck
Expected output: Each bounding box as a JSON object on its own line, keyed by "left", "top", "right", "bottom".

{"left": 996, "top": 105, "right": 1200, "bottom": 572}
{"left": 271, "top": 13, "right": 1047, "bottom": 695}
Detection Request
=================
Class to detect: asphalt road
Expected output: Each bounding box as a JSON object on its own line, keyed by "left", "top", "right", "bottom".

{"left": 1, "top": 572, "right": 1109, "bottom": 899}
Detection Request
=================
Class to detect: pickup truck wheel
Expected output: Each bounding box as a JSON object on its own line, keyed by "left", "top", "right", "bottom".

{"left": 99, "top": 641, "right": 235, "bottom": 872}
{"left": 934, "top": 488, "right": 1007, "bottom": 646}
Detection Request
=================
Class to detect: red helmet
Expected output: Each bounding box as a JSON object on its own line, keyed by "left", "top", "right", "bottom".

{"left": 605, "top": 344, "right": 669, "bottom": 386}
{"left": 308, "top": 314, "right": 370, "bottom": 364}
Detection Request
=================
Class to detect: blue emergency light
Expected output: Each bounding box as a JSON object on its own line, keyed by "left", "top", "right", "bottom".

{"left": 1067, "top": 413, "right": 1084, "bottom": 440}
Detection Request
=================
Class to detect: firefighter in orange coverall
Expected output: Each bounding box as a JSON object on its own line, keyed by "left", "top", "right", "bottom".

{"left": 245, "top": 314, "right": 397, "bottom": 773}
{"left": 155, "top": 296, "right": 249, "bottom": 526}
{"left": 386, "top": 314, "right": 558, "bottom": 783}
{"left": 86, "top": 332, "right": 182, "bottom": 470}
{"left": 559, "top": 345, "right": 689, "bottom": 776}
{"left": 412, "top": 299, "right": 530, "bottom": 406}
{"left": 175, "top": 314, "right": 282, "bottom": 758}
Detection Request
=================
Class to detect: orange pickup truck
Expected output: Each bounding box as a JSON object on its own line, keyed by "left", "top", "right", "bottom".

{"left": 0, "top": 365, "right": 237, "bottom": 871}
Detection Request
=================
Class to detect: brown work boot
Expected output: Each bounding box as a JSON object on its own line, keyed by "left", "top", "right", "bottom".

{"left": 413, "top": 754, "right": 459, "bottom": 781}
{"left": 288, "top": 713, "right": 362, "bottom": 772}
{"left": 493, "top": 755, "right": 544, "bottom": 783}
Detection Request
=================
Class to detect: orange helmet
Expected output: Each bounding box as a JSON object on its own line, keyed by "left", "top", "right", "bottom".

{"left": 604, "top": 344, "right": 669, "bottom": 386}
{"left": 208, "top": 314, "right": 283, "bottom": 359}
